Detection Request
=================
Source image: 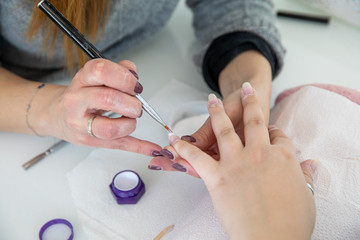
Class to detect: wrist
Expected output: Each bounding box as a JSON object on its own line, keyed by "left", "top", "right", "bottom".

{"left": 218, "top": 50, "right": 272, "bottom": 98}
{"left": 29, "top": 84, "right": 66, "bottom": 137}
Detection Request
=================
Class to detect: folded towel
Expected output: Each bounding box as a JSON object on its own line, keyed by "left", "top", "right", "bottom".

{"left": 68, "top": 82, "right": 360, "bottom": 239}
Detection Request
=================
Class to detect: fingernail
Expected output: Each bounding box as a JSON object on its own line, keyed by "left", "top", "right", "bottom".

{"left": 241, "top": 82, "right": 255, "bottom": 99}
{"left": 208, "top": 93, "right": 219, "bottom": 107}
{"left": 160, "top": 149, "right": 174, "bottom": 160}
{"left": 134, "top": 81, "right": 143, "bottom": 94}
{"left": 181, "top": 135, "right": 196, "bottom": 142}
{"left": 152, "top": 150, "right": 163, "bottom": 157}
{"left": 148, "top": 165, "right": 162, "bottom": 170}
{"left": 129, "top": 69, "right": 139, "bottom": 80}
{"left": 168, "top": 133, "right": 180, "bottom": 145}
{"left": 310, "top": 159, "right": 319, "bottom": 175}
{"left": 268, "top": 125, "right": 278, "bottom": 131}
{"left": 172, "top": 163, "right": 187, "bottom": 172}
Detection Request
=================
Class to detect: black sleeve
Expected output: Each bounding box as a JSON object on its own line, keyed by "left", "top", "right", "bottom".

{"left": 202, "top": 31, "right": 278, "bottom": 94}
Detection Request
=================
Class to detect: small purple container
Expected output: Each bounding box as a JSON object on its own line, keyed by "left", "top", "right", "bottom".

{"left": 39, "top": 218, "right": 74, "bottom": 240}
{"left": 109, "top": 170, "right": 145, "bottom": 204}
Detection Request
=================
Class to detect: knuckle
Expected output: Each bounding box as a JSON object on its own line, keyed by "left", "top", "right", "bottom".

{"left": 84, "top": 59, "right": 108, "bottom": 82}
{"left": 208, "top": 175, "right": 228, "bottom": 192}
{"left": 245, "top": 116, "right": 264, "bottom": 127}
{"left": 117, "top": 138, "right": 129, "bottom": 150}
{"left": 219, "top": 127, "right": 234, "bottom": 138}
{"left": 98, "top": 89, "right": 118, "bottom": 108}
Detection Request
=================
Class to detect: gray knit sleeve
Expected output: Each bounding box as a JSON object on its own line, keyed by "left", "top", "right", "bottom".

{"left": 186, "top": 0, "right": 286, "bottom": 76}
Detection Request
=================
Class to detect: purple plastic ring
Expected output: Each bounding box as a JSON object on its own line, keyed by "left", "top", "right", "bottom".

{"left": 39, "top": 218, "right": 74, "bottom": 240}
{"left": 109, "top": 170, "right": 145, "bottom": 204}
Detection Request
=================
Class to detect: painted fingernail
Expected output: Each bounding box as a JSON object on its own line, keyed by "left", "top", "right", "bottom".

{"left": 241, "top": 82, "right": 255, "bottom": 99}
{"left": 181, "top": 135, "right": 196, "bottom": 142}
{"left": 134, "top": 81, "right": 143, "bottom": 94}
{"left": 148, "top": 165, "right": 162, "bottom": 170}
{"left": 152, "top": 150, "right": 163, "bottom": 157}
{"left": 168, "top": 133, "right": 180, "bottom": 145}
{"left": 172, "top": 163, "right": 187, "bottom": 172}
{"left": 310, "top": 159, "right": 319, "bottom": 175}
{"left": 129, "top": 69, "right": 139, "bottom": 80}
{"left": 208, "top": 93, "right": 219, "bottom": 107}
{"left": 160, "top": 149, "right": 174, "bottom": 160}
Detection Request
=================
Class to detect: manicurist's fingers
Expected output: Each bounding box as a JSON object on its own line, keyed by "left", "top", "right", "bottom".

{"left": 241, "top": 82, "right": 269, "bottom": 146}
{"left": 169, "top": 134, "right": 217, "bottom": 179}
{"left": 118, "top": 60, "right": 139, "bottom": 80}
{"left": 90, "top": 116, "right": 136, "bottom": 140}
{"left": 73, "top": 59, "right": 142, "bottom": 95}
{"left": 207, "top": 94, "right": 243, "bottom": 157}
{"left": 83, "top": 135, "right": 162, "bottom": 156}
{"left": 82, "top": 86, "right": 142, "bottom": 118}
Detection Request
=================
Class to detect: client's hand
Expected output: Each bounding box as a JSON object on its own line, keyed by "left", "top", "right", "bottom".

{"left": 166, "top": 82, "right": 316, "bottom": 239}
{"left": 51, "top": 59, "right": 161, "bottom": 155}
{"left": 149, "top": 51, "right": 272, "bottom": 176}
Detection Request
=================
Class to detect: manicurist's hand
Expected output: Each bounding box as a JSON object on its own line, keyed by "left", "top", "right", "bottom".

{"left": 47, "top": 59, "right": 161, "bottom": 155}
{"left": 167, "top": 82, "right": 316, "bottom": 239}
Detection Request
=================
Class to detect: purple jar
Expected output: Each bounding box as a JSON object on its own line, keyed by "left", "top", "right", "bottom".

{"left": 109, "top": 170, "right": 145, "bottom": 204}
{"left": 39, "top": 218, "right": 74, "bottom": 240}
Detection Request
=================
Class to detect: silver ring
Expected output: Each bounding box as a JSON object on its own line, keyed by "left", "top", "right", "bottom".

{"left": 307, "top": 183, "right": 314, "bottom": 195}
{"left": 87, "top": 115, "right": 98, "bottom": 137}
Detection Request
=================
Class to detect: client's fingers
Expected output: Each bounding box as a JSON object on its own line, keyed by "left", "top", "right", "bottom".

{"left": 268, "top": 126, "right": 295, "bottom": 152}
{"left": 169, "top": 134, "right": 217, "bottom": 179}
{"left": 241, "top": 82, "right": 269, "bottom": 146}
{"left": 300, "top": 159, "right": 318, "bottom": 197}
{"left": 207, "top": 94, "right": 243, "bottom": 157}
{"left": 300, "top": 160, "right": 317, "bottom": 188}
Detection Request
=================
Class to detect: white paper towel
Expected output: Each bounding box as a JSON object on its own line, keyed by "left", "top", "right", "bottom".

{"left": 68, "top": 83, "right": 360, "bottom": 239}
{"left": 270, "top": 86, "right": 360, "bottom": 240}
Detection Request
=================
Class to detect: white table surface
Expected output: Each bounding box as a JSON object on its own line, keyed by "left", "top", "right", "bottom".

{"left": 1, "top": 0, "right": 359, "bottom": 239}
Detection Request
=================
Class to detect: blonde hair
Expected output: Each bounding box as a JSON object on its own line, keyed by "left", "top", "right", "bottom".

{"left": 26, "top": 0, "right": 111, "bottom": 71}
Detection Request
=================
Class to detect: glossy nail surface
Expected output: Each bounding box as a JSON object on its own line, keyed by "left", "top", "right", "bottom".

{"left": 172, "top": 163, "right": 187, "bottom": 172}
{"left": 241, "top": 82, "right": 255, "bottom": 98}
{"left": 129, "top": 69, "right": 139, "bottom": 80}
{"left": 134, "top": 81, "right": 143, "bottom": 94}
{"left": 169, "top": 133, "right": 180, "bottom": 145}
{"left": 152, "top": 150, "right": 163, "bottom": 157}
{"left": 160, "top": 149, "right": 174, "bottom": 160}
{"left": 181, "top": 135, "right": 196, "bottom": 143}
{"left": 148, "top": 165, "right": 162, "bottom": 170}
{"left": 208, "top": 93, "right": 219, "bottom": 107}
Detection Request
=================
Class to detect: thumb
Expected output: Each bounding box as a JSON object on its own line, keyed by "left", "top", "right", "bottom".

{"left": 300, "top": 159, "right": 318, "bottom": 189}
